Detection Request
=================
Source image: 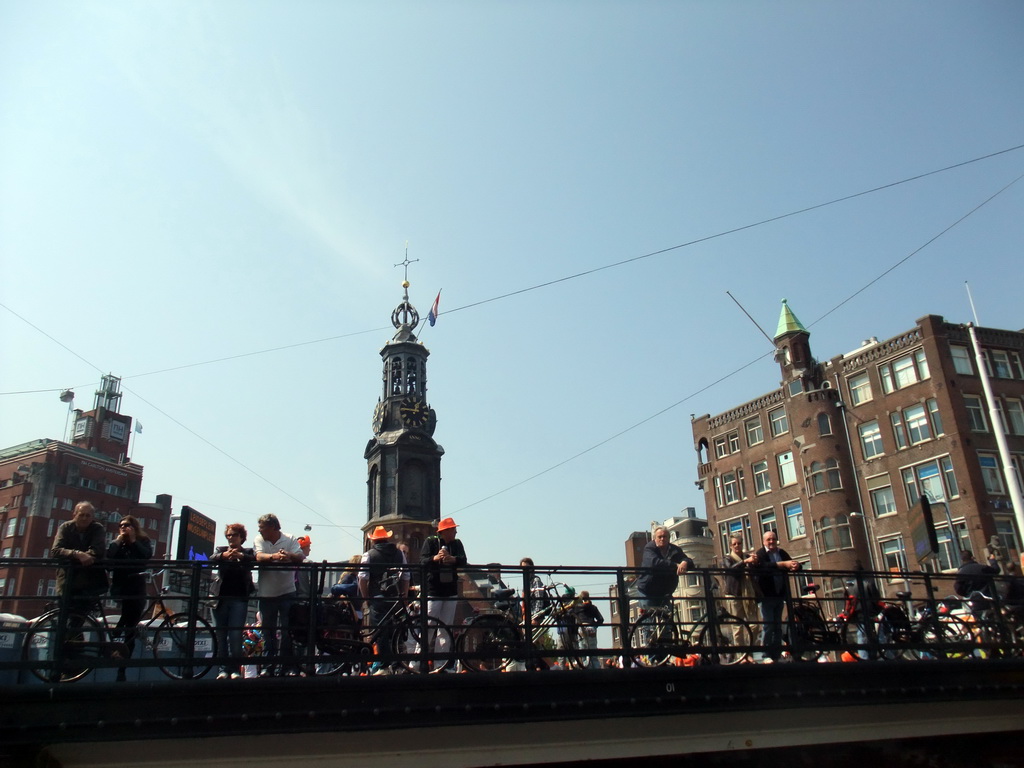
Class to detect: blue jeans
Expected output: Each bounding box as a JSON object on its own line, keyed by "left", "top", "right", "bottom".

{"left": 760, "top": 597, "right": 785, "bottom": 661}
{"left": 259, "top": 591, "right": 296, "bottom": 669}
{"left": 214, "top": 597, "right": 248, "bottom": 674}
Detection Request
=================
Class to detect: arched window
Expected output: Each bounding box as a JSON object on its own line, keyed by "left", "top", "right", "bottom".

{"left": 817, "top": 412, "right": 833, "bottom": 436}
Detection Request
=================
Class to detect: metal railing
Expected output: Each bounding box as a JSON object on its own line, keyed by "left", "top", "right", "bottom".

{"left": 1, "top": 558, "right": 1021, "bottom": 683}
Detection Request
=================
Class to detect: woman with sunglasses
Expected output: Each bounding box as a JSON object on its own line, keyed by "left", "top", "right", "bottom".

{"left": 210, "top": 523, "right": 256, "bottom": 679}
{"left": 106, "top": 515, "right": 153, "bottom": 681}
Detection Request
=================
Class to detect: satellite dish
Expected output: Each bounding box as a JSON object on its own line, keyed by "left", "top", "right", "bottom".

{"left": 59, "top": 390, "right": 75, "bottom": 403}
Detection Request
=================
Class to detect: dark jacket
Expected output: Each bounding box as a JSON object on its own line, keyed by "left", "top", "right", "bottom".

{"left": 636, "top": 541, "right": 694, "bottom": 600}
{"left": 752, "top": 546, "right": 799, "bottom": 599}
{"left": 363, "top": 541, "right": 406, "bottom": 597}
{"left": 420, "top": 536, "right": 467, "bottom": 598}
{"left": 575, "top": 600, "right": 605, "bottom": 626}
{"left": 210, "top": 546, "right": 256, "bottom": 599}
{"left": 106, "top": 537, "right": 153, "bottom": 597}
{"left": 52, "top": 520, "right": 108, "bottom": 596}
{"left": 954, "top": 559, "right": 1000, "bottom": 597}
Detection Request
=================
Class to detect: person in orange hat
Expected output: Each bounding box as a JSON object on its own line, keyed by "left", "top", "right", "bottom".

{"left": 420, "top": 517, "right": 468, "bottom": 659}
{"left": 359, "top": 526, "right": 410, "bottom": 635}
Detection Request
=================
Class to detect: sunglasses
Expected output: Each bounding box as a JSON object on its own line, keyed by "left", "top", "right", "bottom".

{"left": 119, "top": 523, "right": 133, "bottom": 529}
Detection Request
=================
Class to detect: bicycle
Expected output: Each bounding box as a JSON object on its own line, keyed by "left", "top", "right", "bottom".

{"left": 140, "top": 587, "right": 217, "bottom": 680}
{"left": 287, "top": 583, "right": 454, "bottom": 675}
{"left": 457, "top": 578, "right": 590, "bottom": 672}
{"left": 628, "top": 586, "right": 754, "bottom": 667}
{"left": 22, "top": 582, "right": 218, "bottom": 683}
{"left": 22, "top": 599, "right": 130, "bottom": 683}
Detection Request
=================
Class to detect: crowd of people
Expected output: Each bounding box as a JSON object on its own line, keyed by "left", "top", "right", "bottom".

{"left": 48, "top": 501, "right": 1020, "bottom": 678}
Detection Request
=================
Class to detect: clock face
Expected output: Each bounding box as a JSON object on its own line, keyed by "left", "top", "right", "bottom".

{"left": 372, "top": 401, "right": 387, "bottom": 434}
{"left": 399, "top": 396, "right": 429, "bottom": 429}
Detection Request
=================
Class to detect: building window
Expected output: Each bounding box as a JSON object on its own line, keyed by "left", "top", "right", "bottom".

{"left": 814, "top": 514, "right": 853, "bottom": 554}
{"left": 817, "top": 413, "right": 833, "bottom": 436}
{"left": 722, "top": 471, "right": 744, "bottom": 505}
{"left": 745, "top": 417, "right": 764, "bottom": 447}
{"left": 714, "top": 436, "right": 729, "bottom": 459}
{"left": 4, "top": 517, "right": 16, "bottom": 538}
{"left": 902, "top": 456, "right": 959, "bottom": 505}
{"left": 950, "top": 345, "right": 973, "bottom": 375}
{"left": 784, "top": 500, "right": 805, "bottom": 540}
{"left": 891, "top": 400, "right": 942, "bottom": 449}
{"left": 870, "top": 484, "right": 898, "bottom": 517}
{"left": 927, "top": 398, "right": 944, "bottom": 436}
{"left": 934, "top": 521, "right": 971, "bottom": 571}
{"left": 758, "top": 509, "right": 776, "bottom": 535}
{"left": 809, "top": 458, "right": 842, "bottom": 494}
{"left": 979, "top": 454, "right": 1005, "bottom": 495}
{"left": 715, "top": 432, "right": 739, "bottom": 458}
{"left": 1001, "top": 399, "right": 1024, "bottom": 435}
{"left": 903, "top": 403, "right": 931, "bottom": 444}
{"left": 859, "top": 421, "right": 884, "bottom": 459}
{"left": 993, "top": 516, "right": 1021, "bottom": 560}
{"left": 777, "top": 451, "right": 797, "bottom": 487}
{"left": 769, "top": 407, "right": 789, "bottom": 437}
{"left": 848, "top": 372, "right": 872, "bottom": 406}
{"left": 965, "top": 395, "right": 988, "bottom": 432}
{"left": 891, "top": 411, "right": 908, "bottom": 450}
{"left": 879, "top": 537, "right": 908, "bottom": 578}
{"left": 752, "top": 460, "right": 771, "bottom": 495}
{"left": 879, "top": 349, "right": 930, "bottom": 394}
{"left": 985, "top": 349, "right": 1024, "bottom": 380}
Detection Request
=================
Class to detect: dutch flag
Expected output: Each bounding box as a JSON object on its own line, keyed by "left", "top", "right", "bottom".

{"left": 427, "top": 290, "right": 441, "bottom": 326}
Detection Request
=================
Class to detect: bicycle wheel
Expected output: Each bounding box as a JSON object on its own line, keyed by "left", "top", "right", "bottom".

{"left": 391, "top": 616, "right": 454, "bottom": 673}
{"left": 23, "top": 611, "right": 105, "bottom": 683}
{"left": 457, "top": 615, "right": 520, "bottom": 672}
{"left": 152, "top": 613, "right": 217, "bottom": 679}
{"left": 628, "top": 611, "right": 679, "bottom": 667}
{"left": 698, "top": 615, "right": 754, "bottom": 665}
{"left": 558, "top": 622, "right": 592, "bottom": 670}
{"left": 912, "top": 615, "right": 972, "bottom": 660}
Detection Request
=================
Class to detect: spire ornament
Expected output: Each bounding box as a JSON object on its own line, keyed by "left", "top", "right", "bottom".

{"left": 391, "top": 246, "right": 420, "bottom": 336}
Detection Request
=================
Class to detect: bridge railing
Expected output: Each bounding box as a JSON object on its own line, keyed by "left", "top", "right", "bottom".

{"left": 0, "top": 558, "right": 1021, "bottom": 682}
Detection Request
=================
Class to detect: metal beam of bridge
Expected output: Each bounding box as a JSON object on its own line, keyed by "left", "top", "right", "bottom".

{"left": 4, "top": 660, "right": 1024, "bottom": 767}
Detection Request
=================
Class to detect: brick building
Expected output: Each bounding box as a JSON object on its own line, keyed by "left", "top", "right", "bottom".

{"left": 0, "top": 376, "right": 172, "bottom": 616}
{"left": 691, "top": 303, "right": 1024, "bottom": 599}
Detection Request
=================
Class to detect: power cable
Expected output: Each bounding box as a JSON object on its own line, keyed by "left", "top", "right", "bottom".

{"left": 452, "top": 169, "right": 1024, "bottom": 514}
{"left": 3, "top": 142, "right": 1021, "bottom": 395}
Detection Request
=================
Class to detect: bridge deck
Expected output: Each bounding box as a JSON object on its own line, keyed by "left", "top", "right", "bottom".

{"left": 4, "top": 659, "right": 1024, "bottom": 767}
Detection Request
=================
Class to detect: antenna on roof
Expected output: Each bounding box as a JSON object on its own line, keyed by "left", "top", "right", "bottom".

{"left": 726, "top": 291, "right": 775, "bottom": 348}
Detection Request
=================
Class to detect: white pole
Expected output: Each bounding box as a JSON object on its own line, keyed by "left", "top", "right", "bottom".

{"left": 966, "top": 322, "right": 1024, "bottom": 548}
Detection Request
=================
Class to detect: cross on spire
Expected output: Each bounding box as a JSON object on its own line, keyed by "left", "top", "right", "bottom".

{"left": 394, "top": 242, "right": 419, "bottom": 290}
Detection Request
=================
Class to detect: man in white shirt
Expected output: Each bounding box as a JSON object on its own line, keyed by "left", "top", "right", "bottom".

{"left": 254, "top": 514, "right": 305, "bottom": 676}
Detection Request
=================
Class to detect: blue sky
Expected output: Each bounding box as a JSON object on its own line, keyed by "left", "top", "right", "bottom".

{"left": 2, "top": 2, "right": 1022, "bottom": 588}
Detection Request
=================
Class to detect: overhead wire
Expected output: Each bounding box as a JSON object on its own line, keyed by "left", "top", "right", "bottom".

{"left": 3, "top": 142, "right": 1022, "bottom": 396}
{"left": 452, "top": 168, "right": 1024, "bottom": 514}
{"left": 1, "top": 145, "right": 1022, "bottom": 528}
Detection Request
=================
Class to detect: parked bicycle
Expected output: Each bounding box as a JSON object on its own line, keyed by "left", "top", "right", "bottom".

{"left": 628, "top": 583, "right": 754, "bottom": 667}
{"left": 285, "top": 582, "right": 453, "bottom": 675}
{"left": 457, "top": 578, "right": 590, "bottom": 672}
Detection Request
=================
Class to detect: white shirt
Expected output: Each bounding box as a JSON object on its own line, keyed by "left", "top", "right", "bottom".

{"left": 254, "top": 531, "right": 302, "bottom": 598}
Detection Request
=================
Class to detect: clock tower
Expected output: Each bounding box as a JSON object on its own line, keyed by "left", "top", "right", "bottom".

{"left": 363, "top": 274, "right": 443, "bottom": 554}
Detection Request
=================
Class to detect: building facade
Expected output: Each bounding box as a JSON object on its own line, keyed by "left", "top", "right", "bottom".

{"left": 691, "top": 304, "right": 1024, "bottom": 598}
{"left": 0, "top": 376, "right": 172, "bottom": 616}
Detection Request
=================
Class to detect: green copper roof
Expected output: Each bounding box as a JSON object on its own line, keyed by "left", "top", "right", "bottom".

{"left": 774, "top": 298, "right": 808, "bottom": 339}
